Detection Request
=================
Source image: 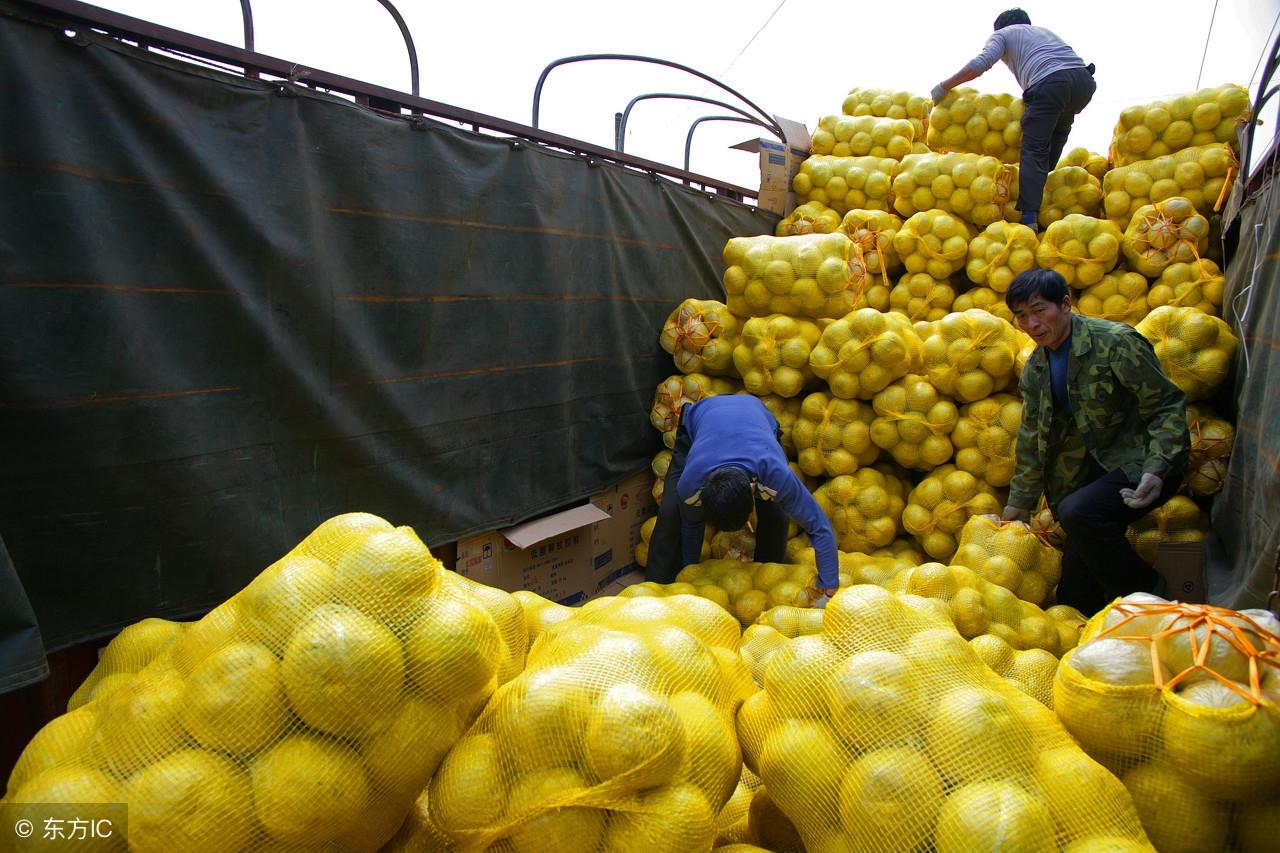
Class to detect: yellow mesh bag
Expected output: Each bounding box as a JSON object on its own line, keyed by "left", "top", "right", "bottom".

{"left": 1076, "top": 268, "right": 1152, "bottom": 326}
{"left": 968, "top": 634, "right": 1062, "bottom": 708}
{"left": 1185, "top": 404, "right": 1235, "bottom": 497}
{"left": 755, "top": 606, "right": 827, "bottom": 641}
{"left": 66, "top": 618, "right": 186, "bottom": 712}
{"left": 927, "top": 88, "right": 1023, "bottom": 162}
{"left": 1035, "top": 214, "right": 1123, "bottom": 287}
{"left": 714, "top": 768, "right": 787, "bottom": 850}
{"left": 4, "top": 514, "right": 520, "bottom": 853}
{"left": 732, "top": 315, "right": 823, "bottom": 398}
{"left": 888, "top": 272, "right": 956, "bottom": 321}
{"left": 1110, "top": 84, "right": 1252, "bottom": 167}
{"left": 951, "top": 284, "right": 1014, "bottom": 323}
{"left": 1032, "top": 496, "right": 1068, "bottom": 548}
{"left": 951, "top": 392, "right": 1022, "bottom": 487}
{"left": 1148, "top": 257, "right": 1224, "bottom": 316}
{"left": 1057, "top": 146, "right": 1108, "bottom": 181}
{"left": 891, "top": 153, "right": 1017, "bottom": 227}
{"left": 775, "top": 200, "right": 841, "bottom": 237}
{"left": 791, "top": 391, "right": 879, "bottom": 476}
{"left": 951, "top": 514, "right": 1062, "bottom": 608}
{"left": 838, "top": 209, "right": 903, "bottom": 281}
{"left": 736, "top": 585, "right": 1153, "bottom": 853}
{"left": 513, "top": 590, "right": 577, "bottom": 653}
{"left": 651, "top": 373, "right": 737, "bottom": 448}
{"left": 1102, "top": 143, "right": 1235, "bottom": 227}
{"left": 1125, "top": 495, "right": 1205, "bottom": 565}
{"left": 722, "top": 232, "right": 861, "bottom": 320}
{"left": 808, "top": 307, "right": 923, "bottom": 401}
{"left": 812, "top": 467, "right": 908, "bottom": 553}
{"left": 1120, "top": 197, "right": 1210, "bottom": 278}
{"left": 652, "top": 449, "right": 672, "bottom": 504}
{"left": 660, "top": 299, "right": 740, "bottom": 376}
{"left": 786, "top": 539, "right": 920, "bottom": 590}
{"left": 664, "top": 561, "right": 821, "bottom": 626}
{"left": 792, "top": 155, "right": 900, "bottom": 216}
{"left": 869, "top": 374, "right": 960, "bottom": 471}
{"left": 811, "top": 114, "right": 916, "bottom": 160}
{"left": 711, "top": 527, "right": 757, "bottom": 563}
{"left": 754, "top": 393, "right": 804, "bottom": 458}
{"left": 921, "top": 309, "right": 1020, "bottom": 403}
{"left": 1038, "top": 166, "right": 1104, "bottom": 227}
{"left": 1054, "top": 598, "right": 1280, "bottom": 853}
{"left": 425, "top": 594, "right": 749, "bottom": 853}
{"left": 1135, "top": 305, "right": 1239, "bottom": 401}
{"left": 841, "top": 87, "right": 931, "bottom": 152}
{"left": 965, "top": 221, "right": 1039, "bottom": 293}
{"left": 902, "top": 465, "right": 1004, "bottom": 560}
{"left": 892, "top": 208, "right": 974, "bottom": 280}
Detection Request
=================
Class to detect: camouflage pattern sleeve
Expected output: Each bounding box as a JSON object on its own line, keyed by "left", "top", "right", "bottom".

{"left": 1007, "top": 360, "right": 1047, "bottom": 510}
{"left": 1111, "top": 329, "right": 1190, "bottom": 480}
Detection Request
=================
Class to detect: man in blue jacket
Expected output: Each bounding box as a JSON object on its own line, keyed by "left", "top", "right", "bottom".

{"left": 646, "top": 394, "right": 840, "bottom": 601}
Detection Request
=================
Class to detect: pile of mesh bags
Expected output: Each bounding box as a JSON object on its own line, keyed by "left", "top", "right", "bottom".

{"left": 1109, "top": 84, "right": 1251, "bottom": 167}
{"left": 841, "top": 87, "right": 931, "bottom": 154}
{"left": 1102, "top": 143, "right": 1234, "bottom": 227}
{"left": 811, "top": 114, "right": 916, "bottom": 160}
{"left": 926, "top": 88, "right": 1023, "bottom": 163}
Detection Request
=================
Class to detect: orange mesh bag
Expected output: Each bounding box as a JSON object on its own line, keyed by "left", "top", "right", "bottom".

{"left": 951, "top": 393, "right": 1022, "bottom": 487}
{"left": 1135, "top": 305, "right": 1239, "bottom": 401}
{"left": 1037, "top": 165, "right": 1104, "bottom": 227}
{"left": 1185, "top": 404, "right": 1235, "bottom": 497}
{"left": 736, "top": 585, "right": 1154, "bottom": 853}
{"left": 901, "top": 465, "right": 1004, "bottom": 560}
{"left": 1102, "top": 142, "right": 1236, "bottom": 228}
{"left": 1054, "top": 597, "right": 1280, "bottom": 853}
{"left": 660, "top": 299, "right": 740, "bottom": 376}
{"left": 1120, "top": 197, "right": 1210, "bottom": 278}
{"left": 792, "top": 155, "right": 900, "bottom": 217}
{"left": 1125, "top": 495, "right": 1205, "bottom": 565}
{"left": 791, "top": 391, "right": 879, "bottom": 476}
{"left": 811, "top": 113, "right": 916, "bottom": 160}
{"left": 869, "top": 374, "right": 960, "bottom": 470}
{"left": 808, "top": 307, "right": 923, "bottom": 401}
{"left": 892, "top": 208, "right": 974, "bottom": 279}
{"left": 887, "top": 272, "right": 956, "bottom": 321}
{"left": 1148, "top": 257, "right": 1225, "bottom": 316}
{"left": 1035, "top": 214, "right": 1124, "bottom": 287}
{"left": 951, "top": 284, "right": 1015, "bottom": 323}
{"left": 921, "top": 309, "right": 1021, "bottom": 403}
{"left": 951, "top": 514, "right": 1062, "bottom": 608}
{"left": 1057, "top": 146, "right": 1108, "bottom": 181}
{"left": 812, "top": 467, "right": 908, "bottom": 553}
{"left": 965, "top": 221, "right": 1039, "bottom": 293}
{"left": 65, "top": 618, "right": 186, "bottom": 712}
{"left": 1031, "top": 496, "right": 1068, "bottom": 548}
{"left": 927, "top": 88, "right": 1024, "bottom": 163}
{"left": 1110, "top": 84, "right": 1251, "bottom": 167}
{"left": 650, "top": 373, "right": 737, "bottom": 448}
{"left": 3, "top": 514, "right": 522, "bottom": 853}
{"left": 721, "top": 232, "right": 861, "bottom": 320}
{"left": 841, "top": 87, "right": 931, "bottom": 154}
{"left": 775, "top": 200, "right": 841, "bottom": 236}
{"left": 968, "top": 633, "right": 1062, "bottom": 707}
{"left": 1076, "top": 268, "right": 1152, "bottom": 326}
{"left": 732, "top": 315, "right": 823, "bottom": 398}
{"left": 425, "top": 594, "right": 750, "bottom": 853}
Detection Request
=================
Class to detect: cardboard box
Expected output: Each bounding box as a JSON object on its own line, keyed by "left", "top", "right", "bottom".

{"left": 589, "top": 485, "right": 618, "bottom": 590}
{"left": 596, "top": 472, "right": 657, "bottom": 591}
{"left": 1154, "top": 540, "right": 1206, "bottom": 604}
{"left": 732, "top": 115, "right": 812, "bottom": 217}
{"left": 455, "top": 502, "right": 611, "bottom": 605}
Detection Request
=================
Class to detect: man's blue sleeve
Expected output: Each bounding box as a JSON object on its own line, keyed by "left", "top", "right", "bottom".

{"left": 770, "top": 469, "right": 839, "bottom": 589}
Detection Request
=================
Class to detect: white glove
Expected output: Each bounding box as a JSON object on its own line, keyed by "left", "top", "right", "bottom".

{"left": 811, "top": 593, "right": 831, "bottom": 610}
{"left": 1120, "top": 473, "right": 1164, "bottom": 509}
{"left": 931, "top": 83, "right": 948, "bottom": 103}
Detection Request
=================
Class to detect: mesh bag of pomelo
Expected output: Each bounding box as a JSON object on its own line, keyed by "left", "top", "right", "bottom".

{"left": 792, "top": 154, "right": 900, "bottom": 216}
{"left": 790, "top": 391, "right": 879, "bottom": 476}
{"left": 902, "top": 465, "right": 1004, "bottom": 561}
{"left": 887, "top": 272, "right": 957, "bottom": 321}
{"left": 1125, "top": 495, "right": 1206, "bottom": 565}
{"left": 812, "top": 467, "right": 909, "bottom": 553}
{"left": 732, "top": 315, "right": 823, "bottom": 398}
{"left": 1185, "top": 404, "right": 1234, "bottom": 497}
{"left": 838, "top": 209, "right": 903, "bottom": 286}
{"left": 808, "top": 307, "right": 923, "bottom": 401}
{"left": 1135, "top": 304, "right": 1239, "bottom": 401}
{"left": 786, "top": 537, "right": 922, "bottom": 588}
{"left": 951, "top": 392, "right": 1021, "bottom": 488}
{"left": 65, "top": 618, "right": 187, "bottom": 712}
{"left": 722, "top": 232, "right": 861, "bottom": 320}
{"left": 965, "top": 221, "right": 1038, "bottom": 293}
{"left": 425, "top": 594, "right": 751, "bottom": 853}
{"left": 711, "top": 526, "right": 757, "bottom": 563}
{"left": 710, "top": 763, "right": 805, "bottom": 853}
{"left": 650, "top": 373, "right": 738, "bottom": 448}
{"left": 951, "top": 514, "right": 1062, "bottom": 609}
{"left": 1031, "top": 495, "right": 1067, "bottom": 548}
{"left": 951, "top": 283, "right": 1015, "bottom": 323}
{"left": 968, "top": 633, "right": 1064, "bottom": 708}
{"left": 633, "top": 516, "right": 713, "bottom": 570}
{"left": 1109, "top": 83, "right": 1252, "bottom": 167}
{"left": 1076, "top": 268, "right": 1152, "bottom": 326}
{"left": 4, "top": 513, "right": 526, "bottom": 853}
{"left": 754, "top": 392, "right": 804, "bottom": 457}
{"left": 669, "top": 560, "right": 822, "bottom": 626}
{"left": 660, "top": 299, "right": 740, "bottom": 376}
{"left": 651, "top": 448, "right": 672, "bottom": 503}
{"left": 891, "top": 153, "right": 1017, "bottom": 227}
{"left": 869, "top": 374, "right": 960, "bottom": 471}
{"left": 841, "top": 87, "right": 932, "bottom": 153}
{"left": 1148, "top": 257, "right": 1225, "bottom": 316}
{"left": 775, "top": 200, "right": 841, "bottom": 236}
{"left": 1054, "top": 595, "right": 1280, "bottom": 853}
{"left": 927, "top": 87, "right": 1024, "bottom": 162}
{"left": 1102, "top": 142, "right": 1235, "bottom": 227}
{"left": 811, "top": 113, "right": 916, "bottom": 160}
{"left": 1057, "top": 146, "right": 1109, "bottom": 181}
{"left": 1037, "top": 165, "right": 1104, "bottom": 227}
{"left": 736, "top": 584, "right": 1154, "bottom": 853}
{"left": 1120, "top": 196, "right": 1210, "bottom": 278}
{"left": 1035, "top": 214, "right": 1124, "bottom": 287}
{"left": 921, "top": 308, "right": 1021, "bottom": 403}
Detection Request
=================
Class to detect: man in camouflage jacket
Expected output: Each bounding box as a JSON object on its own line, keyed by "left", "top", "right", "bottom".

{"left": 1002, "top": 269, "right": 1188, "bottom": 614}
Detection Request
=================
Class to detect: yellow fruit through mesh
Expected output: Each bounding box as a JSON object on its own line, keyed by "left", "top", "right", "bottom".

{"left": 921, "top": 309, "right": 1021, "bottom": 403}
{"left": 1185, "top": 404, "right": 1235, "bottom": 497}
{"left": 66, "top": 618, "right": 186, "bottom": 712}
{"left": 841, "top": 87, "right": 931, "bottom": 152}
{"left": 732, "top": 314, "right": 823, "bottom": 398}
{"left": 791, "top": 391, "right": 879, "bottom": 476}
{"left": 1125, "top": 495, "right": 1205, "bottom": 565}
{"left": 951, "top": 393, "right": 1021, "bottom": 488}
{"left": 888, "top": 272, "right": 956, "bottom": 322}
{"left": 1038, "top": 166, "right": 1104, "bottom": 227}
{"left": 1102, "top": 142, "right": 1235, "bottom": 228}
{"left": 951, "top": 284, "right": 1014, "bottom": 323}
{"left": 1148, "top": 258, "right": 1225, "bottom": 316}
{"left": 838, "top": 209, "right": 903, "bottom": 283}
{"left": 1110, "top": 84, "right": 1251, "bottom": 167}
{"left": 650, "top": 373, "right": 737, "bottom": 448}
{"left": 807, "top": 307, "right": 923, "bottom": 401}
{"left": 737, "top": 585, "right": 1153, "bottom": 852}
{"left": 1057, "top": 146, "right": 1108, "bottom": 181}
{"left": 811, "top": 114, "right": 916, "bottom": 160}
{"left": 1120, "top": 196, "right": 1210, "bottom": 278}
{"left": 965, "top": 220, "right": 1038, "bottom": 293}
{"left": 1035, "top": 214, "right": 1123, "bottom": 286}
{"left": 775, "top": 200, "right": 841, "bottom": 236}
{"left": 869, "top": 374, "right": 960, "bottom": 471}
{"left": 1076, "top": 269, "right": 1151, "bottom": 326}
{"left": 951, "top": 514, "right": 1061, "bottom": 608}
{"left": 901, "top": 465, "right": 1004, "bottom": 560}
{"left": 722, "top": 232, "right": 861, "bottom": 320}
{"left": 891, "top": 153, "right": 1017, "bottom": 227}
{"left": 812, "top": 467, "right": 908, "bottom": 553}
{"left": 660, "top": 299, "right": 740, "bottom": 376}
{"left": 792, "top": 154, "right": 900, "bottom": 217}
{"left": 1135, "top": 305, "right": 1239, "bottom": 401}
{"left": 926, "top": 87, "right": 1024, "bottom": 163}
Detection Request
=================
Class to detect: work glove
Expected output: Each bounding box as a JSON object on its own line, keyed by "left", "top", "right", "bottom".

{"left": 931, "top": 83, "right": 948, "bottom": 104}
{"left": 1001, "top": 505, "right": 1031, "bottom": 523}
{"left": 1120, "top": 473, "right": 1163, "bottom": 509}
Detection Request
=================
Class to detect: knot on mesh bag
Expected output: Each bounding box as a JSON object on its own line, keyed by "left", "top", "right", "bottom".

{"left": 660, "top": 300, "right": 738, "bottom": 376}
{"left": 1121, "top": 197, "right": 1209, "bottom": 278}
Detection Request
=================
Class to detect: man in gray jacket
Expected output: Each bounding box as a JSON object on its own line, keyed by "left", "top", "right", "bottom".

{"left": 931, "top": 8, "right": 1095, "bottom": 231}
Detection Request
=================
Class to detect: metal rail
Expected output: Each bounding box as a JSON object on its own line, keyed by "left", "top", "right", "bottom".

{"left": 372, "top": 0, "right": 419, "bottom": 97}
{"left": 615, "top": 92, "right": 778, "bottom": 152}
{"left": 12, "top": 0, "right": 759, "bottom": 200}
{"left": 684, "top": 115, "right": 759, "bottom": 173}
{"left": 238, "top": 0, "right": 252, "bottom": 51}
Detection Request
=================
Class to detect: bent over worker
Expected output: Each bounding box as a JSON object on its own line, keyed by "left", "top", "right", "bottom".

{"left": 931, "top": 7, "right": 1096, "bottom": 231}
{"left": 647, "top": 394, "right": 839, "bottom": 602}
{"left": 1002, "top": 269, "right": 1189, "bottom": 615}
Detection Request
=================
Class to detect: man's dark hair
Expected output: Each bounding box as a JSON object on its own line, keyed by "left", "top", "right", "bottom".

{"left": 1005, "top": 268, "right": 1069, "bottom": 310}
{"left": 702, "top": 467, "right": 754, "bottom": 532}
{"left": 994, "top": 8, "right": 1031, "bottom": 29}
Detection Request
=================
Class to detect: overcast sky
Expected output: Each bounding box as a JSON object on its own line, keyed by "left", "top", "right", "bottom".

{"left": 87, "top": 0, "right": 1280, "bottom": 190}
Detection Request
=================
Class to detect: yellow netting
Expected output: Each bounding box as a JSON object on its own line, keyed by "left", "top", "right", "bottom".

{"left": 1185, "top": 404, "right": 1235, "bottom": 497}
{"left": 722, "top": 232, "right": 862, "bottom": 320}
{"left": 792, "top": 155, "right": 900, "bottom": 217}
{"left": 952, "top": 284, "right": 1015, "bottom": 323}
{"left": 774, "top": 200, "right": 841, "bottom": 237}
{"left": 902, "top": 464, "right": 1004, "bottom": 560}
{"left": 968, "top": 633, "right": 1061, "bottom": 707}
{"left": 1057, "top": 146, "right": 1108, "bottom": 181}
{"left": 712, "top": 768, "right": 776, "bottom": 849}
{"left": 1148, "top": 257, "right": 1225, "bottom": 316}
{"left": 732, "top": 314, "right": 823, "bottom": 398}
{"left": 1135, "top": 305, "right": 1239, "bottom": 401}
{"left": 1120, "top": 197, "right": 1210, "bottom": 278}
{"left": 808, "top": 307, "right": 923, "bottom": 401}
{"left": 658, "top": 561, "right": 821, "bottom": 626}
{"left": 1102, "top": 143, "right": 1235, "bottom": 228}
{"left": 737, "top": 585, "right": 1153, "bottom": 852}
{"left": 753, "top": 392, "right": 804, "bottom": 458}
{"left": 841, "top": 87, "right": 931, "bottom": 153}
{"left": 650, "top": 373, "right": 738, "bottom": 448}
{"left": 920, "top": 308, "right": 1021, "bottom": 404}
{"left": 660, "top": 299, "right": 740, "bottom": 376}
{"left": 1055, "top": 597, "right": 1280, "bottom": 853}
{"left": 926, "top": 87, "right": 1024, "bottom": 163}
{"left": 791, "top": 391, "right": 879, "bottom": 477}
{"left": 1109, "top": 84, "right": 1251, "bottom": 167}
{"left": 1125, "top": 495, "right": 1205, "bottom": 565}
{"left": 888, "top": 272, "right": 956, "bottom": 322}
{"left": 66, "top": 618, "right": 187, "bottom": 712}
{"left": 869, "top": 374, "right": 960, "bottom": 471}
{"left": 811, "top": 114, "right": 916, "bottom": 160}
{"left": 812, "top": 467, "right": 909, "bottom": 553}
{"left": 837, "top": 209, "right": 903, "bottom": 283}
{"left": 4, "top": 513, "right": 523, "bottom": 852}
{"left": 952, "top": 514, "right": 1062, "bottom": 608}
{"left": 1075, "top": 268, "right": 1152, "bottom": 326}
{"left": 1034, "top": 214, "right": 1123, "bottom": 287}
{"left": 965, "top": 221, "right": 1038, "bottom": 293}
{"left": 950, "top": 392, "right": 1021, "bottom": 488}
{"left": 1032, "top": 496, "right": 1067, "bottom": 548}
{"left": 890, "top": 153, "right": 1017, "bottom": 227}
{"left": 1038, "top": 166, "right": 1104, "bottom": 228}
{"left": 651, "top": 448, "right": 672, "bottom": 503}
